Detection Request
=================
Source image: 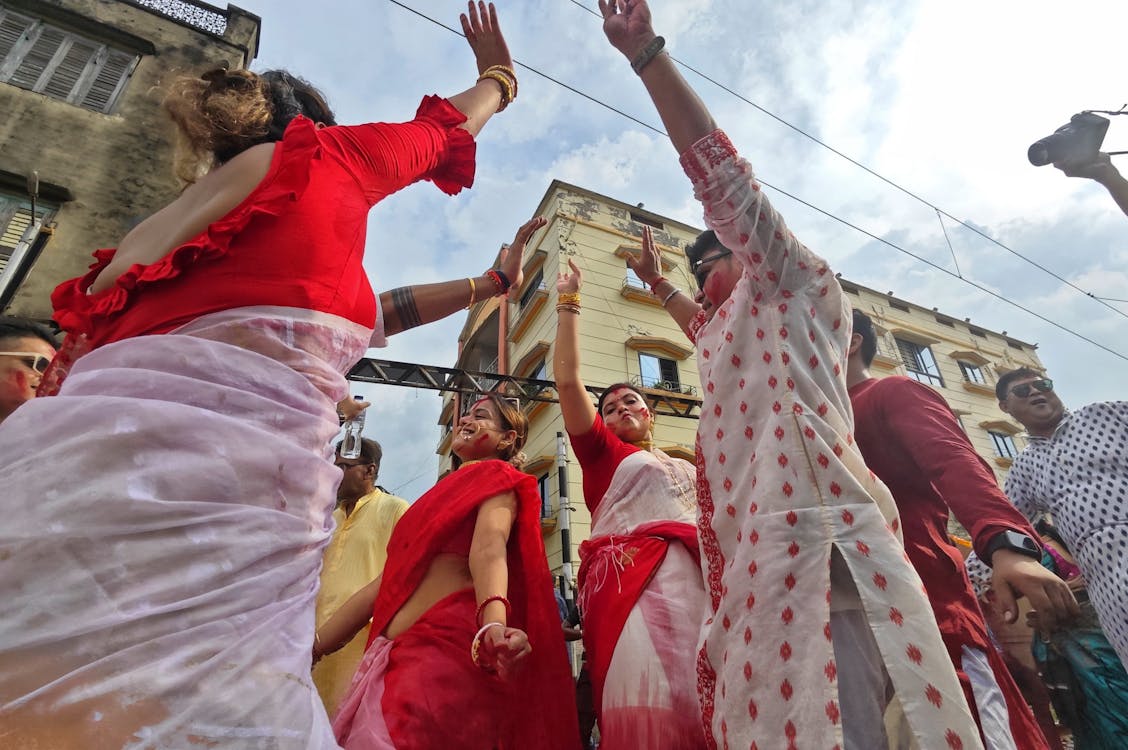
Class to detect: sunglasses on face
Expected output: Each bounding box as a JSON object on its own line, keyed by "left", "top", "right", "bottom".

{"left": 1008, "top": 378, "right": 1054, "bottom": 399}
{"left": 0, "top": 352, "right": 50, "bottom": 374}
{"left": 691, "top": 249, "right": 734, "bottom": 289}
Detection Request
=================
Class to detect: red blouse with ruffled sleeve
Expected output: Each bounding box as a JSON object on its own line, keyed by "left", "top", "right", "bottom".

{"left": 51, "top": 96, "right": 476, "bottom": 351}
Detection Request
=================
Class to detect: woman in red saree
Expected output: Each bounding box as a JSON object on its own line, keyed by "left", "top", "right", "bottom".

{"left": 315, "top": 393, "right": 579, "bottom": 749}
{"left": 554, "top": 261, "right": 708, "bottom": 749}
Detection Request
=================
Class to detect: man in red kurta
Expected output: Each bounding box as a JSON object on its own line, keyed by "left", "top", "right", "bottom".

{"left": 846, "top": 308, "right": 1077, "bottom": 749}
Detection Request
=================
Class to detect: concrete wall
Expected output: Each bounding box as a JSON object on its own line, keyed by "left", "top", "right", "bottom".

{"left": 0, "top": 0, "right": 259, "bottom": 319}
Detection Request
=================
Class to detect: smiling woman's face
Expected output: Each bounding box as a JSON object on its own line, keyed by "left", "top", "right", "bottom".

{"left": 452, "top": 398, "right": 515, "bottom": 462}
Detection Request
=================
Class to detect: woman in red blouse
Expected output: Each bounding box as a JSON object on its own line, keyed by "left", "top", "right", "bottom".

{"left": 0, "top": 4, "right": 528, "bottom": 748}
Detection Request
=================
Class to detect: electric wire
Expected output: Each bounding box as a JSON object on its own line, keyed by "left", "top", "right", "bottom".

{"left": 383, "top": 0, "right": 1128, "bottom": 362}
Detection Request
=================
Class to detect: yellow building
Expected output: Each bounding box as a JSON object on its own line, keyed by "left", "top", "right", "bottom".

{"left": 437, "top": 180, "right": 1044, "bottom": 573}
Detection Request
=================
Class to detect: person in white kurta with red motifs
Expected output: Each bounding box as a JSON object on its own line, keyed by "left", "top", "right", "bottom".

{"left": 600, "top": 1, "right": 983, "bottom": 748}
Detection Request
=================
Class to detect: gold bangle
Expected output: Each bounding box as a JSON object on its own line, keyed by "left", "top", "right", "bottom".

{"left": 467, "top": 277, "right": 476, "bottom": 309}
{"left": 557, "top": 292, "right": 581, "bottom": 306}
{"left": 477, "top": 70, "right": 513, "bottom": 112}
{"left": 481, "top": 64, "right": 518, "bottom": 98}
{"left": 556, "top": 304, "right": 580, "bottom": 315}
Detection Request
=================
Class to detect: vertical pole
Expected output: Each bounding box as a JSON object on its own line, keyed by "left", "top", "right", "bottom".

{"left": 555, "top": 431, "right": 574, "bottom": 605}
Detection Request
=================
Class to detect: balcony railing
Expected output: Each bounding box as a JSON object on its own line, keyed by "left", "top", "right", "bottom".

{"left": 125, "top": 0, "right": 229, "bottom": 35}
{"left": 629, "top": 374, "right": 698, "bottom": 397}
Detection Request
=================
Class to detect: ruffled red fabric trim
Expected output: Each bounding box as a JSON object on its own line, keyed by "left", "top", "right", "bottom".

{"left": 415, "top": 94, "right": 476, "bottom": 195}
{"left": 51, "top": 115, "right": 323, "bottom": 341}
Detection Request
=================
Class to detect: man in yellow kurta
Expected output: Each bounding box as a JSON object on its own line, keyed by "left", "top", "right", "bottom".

{"left": 314, "top": 437, "right": 408, "bottom": 715}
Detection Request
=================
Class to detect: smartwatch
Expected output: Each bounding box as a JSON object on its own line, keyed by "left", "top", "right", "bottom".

{"left": 984, "top": 530, "right": 1041, "bottom": 566}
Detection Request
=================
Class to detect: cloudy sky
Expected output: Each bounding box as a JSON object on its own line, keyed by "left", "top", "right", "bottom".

{"left": 236, "top": 0, "right": 1128, "bottom": 500}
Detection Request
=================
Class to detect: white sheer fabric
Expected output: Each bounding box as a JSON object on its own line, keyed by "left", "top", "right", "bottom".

{"left": 0, "top": 306, "right": 372, "bottom": 749}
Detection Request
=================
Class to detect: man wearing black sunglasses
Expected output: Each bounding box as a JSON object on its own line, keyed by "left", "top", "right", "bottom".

{"left": 997, "top": 367, "right": 1128, "bottom": 672}
{"left": 0, "top": 317, "right": 57, "bottom": 426}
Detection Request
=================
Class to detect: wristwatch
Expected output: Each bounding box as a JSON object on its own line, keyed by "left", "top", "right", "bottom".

{"left": 984, "top": 530, "right": 1041, "bottom": 565}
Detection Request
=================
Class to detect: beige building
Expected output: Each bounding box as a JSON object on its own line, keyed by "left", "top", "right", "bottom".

{"left": 437, "top": 180, "right": 1044, "bottom": 572}
{"left": 0, "top": 0, "right": 260, "bottom": 317}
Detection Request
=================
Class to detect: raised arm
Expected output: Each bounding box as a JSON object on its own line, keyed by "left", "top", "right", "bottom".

{"left": 626, "top": 226, "right": 702, "bottom": 341}
{"left": 553, "top": 260, "right": 598, "bottom": 435}
{"left": 469, "top": 490, "right": 531, "bottom": 679}
{"left": 599, "top": 0, "right": 715, "bottom": 155}
{"left": 313, "top": 575, "right": 382, "bottom": 663}
{"left": 1054, "top": 152, "right": 1128, "bottom": 218}
{"left": 448, "top": 2, "right": 515, "bottom": 137}
{"left": 379, "top": 217, "right": 543, "bottom": 336}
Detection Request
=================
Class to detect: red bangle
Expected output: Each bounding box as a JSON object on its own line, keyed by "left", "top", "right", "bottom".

{"left": 486, "top": 269, "right": 510, "bottom": 296}
{"left": 648, "top": 276, "right": 668, "bottom": 294}
{"left": 476, "top": 595, "right": 512, "bottom": 627}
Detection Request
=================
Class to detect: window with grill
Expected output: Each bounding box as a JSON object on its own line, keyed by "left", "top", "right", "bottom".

{"left": 988, "top": 431, "right": 1018, "bottom": 459}
{"left": 958, "top": 361, "right": 985, "bottom": 384}
{"left": 0, "top": 193, "right": 55, "bottom": 275}
{"left": 0, "top": 7, "right": 138, "bottom": 113}
{"left": 639, "top": 352, "right": 680, "bottom": 390}
{"left": 894, "top": 338, "right": 944, "bottom": 387}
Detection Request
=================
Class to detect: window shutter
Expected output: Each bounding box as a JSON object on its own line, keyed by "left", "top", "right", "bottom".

{"left": 8, "top": 25, "right": 64, "bottom": 89}
{"left": 80, "top": 48, "right": 135, "bottom": 112}
{"left": 42, "top": 38, "right": 99, "bottom": 100}
{"left": 0, "top": 206, "right": 34, "bottom": 273}
{"left": 0, "top": 11, "right": 34, "bottom": 64}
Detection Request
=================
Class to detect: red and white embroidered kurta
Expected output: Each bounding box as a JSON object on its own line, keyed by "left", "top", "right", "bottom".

{"left": 682, "top": 130, "right": 981, "bottom": 750}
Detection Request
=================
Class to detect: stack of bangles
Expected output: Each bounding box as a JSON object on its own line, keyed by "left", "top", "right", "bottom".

{"left": 557, "top": 292, "right": 580, "bottom": 315}
{"left": 466, "top": 268, "right": 512, "bottom": 309}
{"left": 471, "top": 594, "right": 512, "bottom": 670}
{"left": 477, "top": 65, "right": 518, "bottom": 112}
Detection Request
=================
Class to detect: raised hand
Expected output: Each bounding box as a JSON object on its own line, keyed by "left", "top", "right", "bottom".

{"left": 460, "top": 1, "right": 512, "bottom": 75}
{"left": 499, "top": 216, "right": 546, "bottom": 300}
{"left": 598, "top": 0, "right": 657, "bottom": 59}
{"left": 625, "top": 226, "right": 663, "bottom": 287}
{"left": 556, "top": 259, "right": 582, "bottom": 294}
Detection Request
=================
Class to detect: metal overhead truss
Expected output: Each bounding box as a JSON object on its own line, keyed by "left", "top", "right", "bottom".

{"left": 348, "top": 358, "right": 702, "bottom": 419}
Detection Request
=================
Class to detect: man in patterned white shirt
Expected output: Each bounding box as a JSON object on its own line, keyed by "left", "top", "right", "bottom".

{"left": 600, "top": 2, "right": 982, "bottom": 748}
{"left": 997, "top": 367, "right": 1128, "bottom": 670}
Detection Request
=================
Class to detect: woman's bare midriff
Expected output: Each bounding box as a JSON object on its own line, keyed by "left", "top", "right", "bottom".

{"left": 88, "top": 143, "right": 276, "bottom": 294}
{"left": 384, "top": 553, "right": 474, "bottom": 640}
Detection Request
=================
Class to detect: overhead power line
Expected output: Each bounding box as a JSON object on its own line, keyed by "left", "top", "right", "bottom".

{"left": 383, "top": 0, "right": 1128, "bottom": 362}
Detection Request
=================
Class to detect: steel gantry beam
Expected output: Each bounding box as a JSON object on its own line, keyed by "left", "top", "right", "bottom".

{"left": 347, "top": 358, "right": 701, "bottom": 419}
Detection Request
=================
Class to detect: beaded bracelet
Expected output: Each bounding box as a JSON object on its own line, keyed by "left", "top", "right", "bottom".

{"left": 470, "top": 622, "right": 505, "bottom": 670}
{"left": 557, "top": 292, "right": 581, "bottom": 306}
{"left": 631, "top": 36, "right": 666, "bottom": 75}
{"left": 647, "top": 276, "right": 668, "bottom": 294}
{"left": 475, "top": 594, "right": 513, "bottom": 627}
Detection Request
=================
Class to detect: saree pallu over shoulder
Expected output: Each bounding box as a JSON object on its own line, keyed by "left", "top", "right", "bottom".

{"left": 350, "top": 460, "right": 579, "bottom": 750}
{"left": 0, "top": 311, "right": 369, "bottom": 749}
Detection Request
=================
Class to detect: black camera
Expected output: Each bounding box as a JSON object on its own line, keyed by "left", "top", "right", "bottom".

{"left": 1028, "top": 112, "right": 1110, "bottom": 167}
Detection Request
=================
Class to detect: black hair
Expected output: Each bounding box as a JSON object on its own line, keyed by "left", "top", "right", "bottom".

{"left": 995, "top": 367, "right": 1042, "bottom": 402}
{"left": 0, "top": 317, "right": 57, "bottom": 348}
{"left": 686, "top": 230, "right": 728, "bottom": 271}
{"left": 851, "top": 308, "right": 878, "bottom": 367}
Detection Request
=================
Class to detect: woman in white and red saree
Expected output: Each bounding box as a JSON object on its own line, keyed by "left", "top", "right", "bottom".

{"left": 554, "top": 261, "right": 708, "bottom": 749}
